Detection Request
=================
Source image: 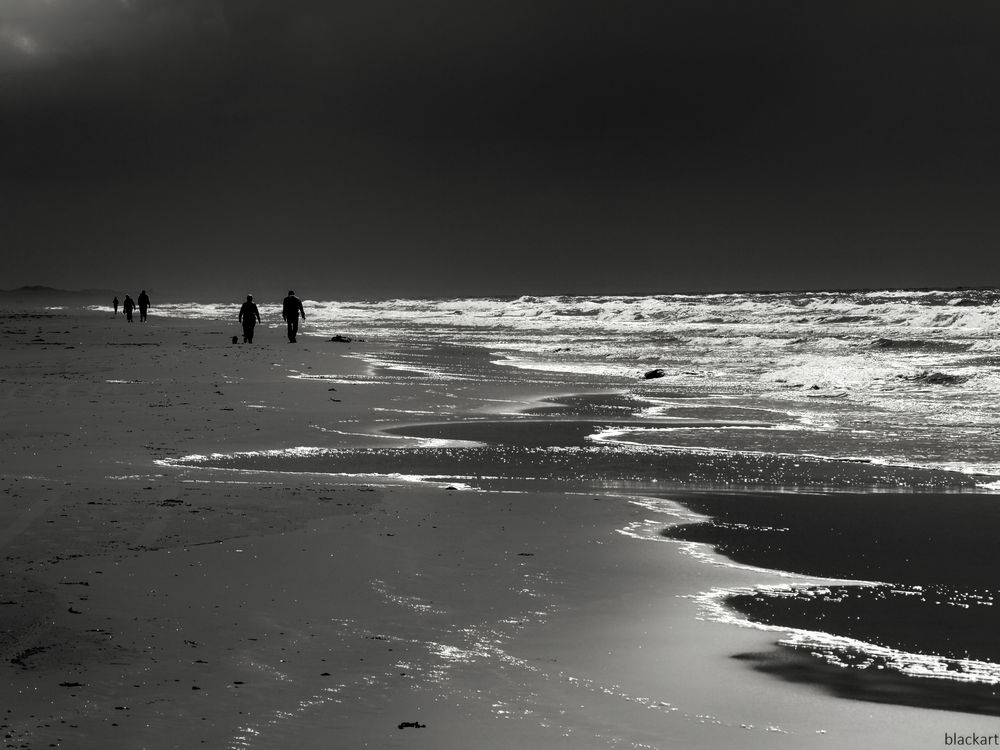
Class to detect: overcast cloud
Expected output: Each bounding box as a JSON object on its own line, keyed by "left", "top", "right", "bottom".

{"left": 3, "top": 2, "right": 1000, "bottom": 298}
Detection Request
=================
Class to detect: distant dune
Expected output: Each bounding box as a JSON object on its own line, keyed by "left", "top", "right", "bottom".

{"left": 0, "top": 286, "right": 117, "bottom": 303}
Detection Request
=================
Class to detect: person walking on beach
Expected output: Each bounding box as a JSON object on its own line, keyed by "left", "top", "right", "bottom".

{"left": 113, "top": 296, "right": 119, "bottom": 316}
{"left": 122, "top": 294, "right": 135, "bottom": 323}
{"left": 137, "top": 290, "right": 151, "bottom": 322}
{"left": 239, "top": 295, "right": 261, "bottom": 343}
{"left": 282, "top": 290, "right": 305, "bottom": 343}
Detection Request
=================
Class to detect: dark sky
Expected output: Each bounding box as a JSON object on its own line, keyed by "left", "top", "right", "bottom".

{"left": 3, "top": 1, "right": 1000, "bottom": 299}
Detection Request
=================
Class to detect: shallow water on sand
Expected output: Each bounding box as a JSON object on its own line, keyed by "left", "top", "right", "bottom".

{"left": 153, "top": 288, "right": 1000, "bottom": 481}
{"left": 160, "top": 310, "right": 1000, "bottom": 720}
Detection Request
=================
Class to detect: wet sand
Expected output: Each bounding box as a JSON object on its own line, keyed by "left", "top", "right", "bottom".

{"left": 662, "top": 490, "right": 1000, "bottom": 711}
{"left": 1, "top": 307, "right": 997, "bottom": 749}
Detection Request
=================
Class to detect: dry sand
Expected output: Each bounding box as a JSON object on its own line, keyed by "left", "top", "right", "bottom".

{"left": 0, "top": 308, "right": 992, "bottom": 749}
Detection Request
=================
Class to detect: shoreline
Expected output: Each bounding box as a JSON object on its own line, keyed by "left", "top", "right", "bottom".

{"left": 3, "top": 306, "right": 999, "bottom": 748}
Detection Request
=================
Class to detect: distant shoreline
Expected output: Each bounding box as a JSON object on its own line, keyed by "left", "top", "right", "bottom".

{"left": 5, "top": 284, "right": 1000, "bottom": 305}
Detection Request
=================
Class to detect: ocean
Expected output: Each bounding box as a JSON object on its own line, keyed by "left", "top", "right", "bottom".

{"left": 153, "top": 288, "right": 1000, "bottom": 482}
{"left": 144, "top": 288, "right": 1000, "bottom": 709}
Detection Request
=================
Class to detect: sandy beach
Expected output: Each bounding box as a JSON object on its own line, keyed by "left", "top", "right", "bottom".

{"left": 8, "top": 0, "right": 1000, "bottom": 745}
{"left": 2, "top": 306, "right": 998, "bottom": 750}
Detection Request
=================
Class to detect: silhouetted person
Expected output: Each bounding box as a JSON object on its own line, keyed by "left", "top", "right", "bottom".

{"left": 137, "top": 290, "right": 150, "bottom": 322}
{"left": 282, "top": 290, "right": 305, "bottom": 342}
{"left": 122, "top": 294, "right": 135, "bottom": 323}
{"left": 113, "top": 296, "right": 119, "bottom": 316}
{"left": 239, "top": 295, "right": 261, "bottom": 343}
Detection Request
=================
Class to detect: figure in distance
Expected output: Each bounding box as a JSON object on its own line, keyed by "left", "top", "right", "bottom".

{"left": 239, "top": 295, "right": 261, "bottom": 344}
{"left": 137, "top": 290, "right": 151, "bottom": 322}
{"left": 122, "top": 294, "right": 135, "bottom": 323}
{"left": 282, "top": 290, "right": 305, "bottom": 343}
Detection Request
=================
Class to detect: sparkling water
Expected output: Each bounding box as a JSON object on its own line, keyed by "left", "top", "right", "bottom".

{"left": 149, "top": 289, "right": 1000, "bottom": 483}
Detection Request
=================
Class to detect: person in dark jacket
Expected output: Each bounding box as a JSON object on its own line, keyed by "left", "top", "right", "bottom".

{"left": 137, "top": 290, "right": 151, "bottom": 322}
{"left": 122, "top": 294, "right": 135, "bottom": 323}
{"left": 238, "top": 295, "right": 261, "bottom": 343}
{"left": 281, "top": 290, "right": 305, "bottom": 343}
{"left": 113, "top": 296, "right": 119, "bottom": 316}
